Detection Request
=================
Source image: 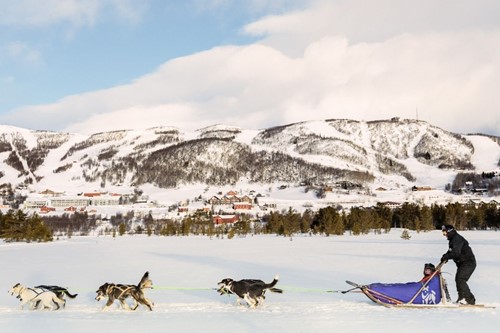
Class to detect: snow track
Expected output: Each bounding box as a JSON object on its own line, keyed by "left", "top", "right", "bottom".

{"left": 1, "top": 233, "right": 499, "bottom": 332}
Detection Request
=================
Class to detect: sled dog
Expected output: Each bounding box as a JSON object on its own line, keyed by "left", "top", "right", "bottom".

{"left": 95, "top": 271, "right": 154, "bottom": 311}
{"left": 9, "top": 283, "right": 66, "bottom": 310}
{"left": 35, "top": 285, "right": 78, "bottom": 300}
{"left": 217, "top": 275, "right": 282, "bottom": 307}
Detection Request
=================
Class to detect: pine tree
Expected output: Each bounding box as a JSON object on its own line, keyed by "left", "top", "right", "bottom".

{"left": 118, "top": 223, "right": 126, "bottom": 236}
{"left": 227, "top": 228, "right": 235, "bottom": 239}
{"left": 316, "top": 206, "right": 336, "bottom": 235}
{"left": 0, "top": 210, "right": 52, "bottom": 242}
{"left": 374, "top": 203, "right": 392, "bottom": 232}
{"left": 1, "top": 210, "right": 24, "bottom": 242}
{"left": 181, "top": 217, "right": 192, "bottom": 236}
{"left": 332, "top": 212, "right": 344, "bottom": 236}
{"left": 420, "top": 205, "right": 434, "bottom": 231}
{"left": 414, "top": 217, "right": 421, "bottom": 233}
{"left": 401, "top": 229, "right": 411, "bottom": 240}
{"left": 300, "top": 210, "right": 313, "bottom": 233}
{"left": 352, "top": 220, "right": 362, "bottom": 235}
{"left": 30, "top": 215, "right": 52, "bottom": 242}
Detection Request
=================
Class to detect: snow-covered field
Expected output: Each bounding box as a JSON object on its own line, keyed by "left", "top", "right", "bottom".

{"left": 1, "top": 230, "right": 499, "bottom": 333}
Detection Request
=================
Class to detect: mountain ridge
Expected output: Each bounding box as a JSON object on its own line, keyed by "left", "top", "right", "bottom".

{"left": 1, "top": 118, "right": 499, "bottom": 198}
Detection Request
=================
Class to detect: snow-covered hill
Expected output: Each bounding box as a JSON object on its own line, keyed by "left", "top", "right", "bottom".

{"left": 1, "top": 118, "right": 499, "bottom": 201}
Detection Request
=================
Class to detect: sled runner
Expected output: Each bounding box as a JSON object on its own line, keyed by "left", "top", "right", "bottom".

{"left": 345, "top": 262, "right": 495, "bottom": 309}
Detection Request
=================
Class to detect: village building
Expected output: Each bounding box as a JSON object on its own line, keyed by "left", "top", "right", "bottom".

{"left": 40, "top": 205, "right": 56, "bottom": 213}
{"left": 239, "top": 195, "right": 253, "bottom": 203}
{"left": 412, "top": 186, "right": 433, "bottom": 191}
{"left": 378, "top": 201, "right": 402, "bottom": 209}
{"left": 50, "top": 197, "right": 90, "bottom": 208}
{"left": 23, "top": 198, "right": 50, "bottom": 209}
{"left": 178, "top": 207, "right": 189, "bottom": 213}
{"left": 90, "top": 195, "right": 121, "bottom": 206}
{"left": 23, "top": 191, "right": 124, "bottom": 211}
{"left": 83, "top": 192, "right": 104, "bottom": 197}
{"left": 207, "top": 196, "right": 221, "bottom": 205}
{"left": 233, "top": 203, "right": 252, "bottom": 210}
{"left": 212, "top": 214, "right": 239, "bottom": 225}
{"left": 39, "top": 189, "right": 64, "bottom": 197}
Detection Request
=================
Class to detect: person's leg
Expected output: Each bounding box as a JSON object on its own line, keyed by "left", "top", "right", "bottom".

{"left": 455, "top": 262, "right": 476, "bottom": 304}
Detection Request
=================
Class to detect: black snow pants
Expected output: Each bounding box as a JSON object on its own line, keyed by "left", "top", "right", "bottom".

{"left": 455, "top": 260, "right": 476, "bottom": 304}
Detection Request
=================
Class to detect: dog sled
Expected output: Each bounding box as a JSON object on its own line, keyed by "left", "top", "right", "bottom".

{"left": 345, "top": 262, "right": 494, "bottom": 309}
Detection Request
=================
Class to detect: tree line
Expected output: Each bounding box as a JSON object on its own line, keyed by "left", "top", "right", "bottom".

{"left": 0, "top": 202, "right": 498, "bottom": 242}
{"left": 0, "top": 210, "right": 52, "bottom": 242}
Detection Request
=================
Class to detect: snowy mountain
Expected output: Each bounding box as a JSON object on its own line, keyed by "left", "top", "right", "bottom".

{"left": 1, "top": 118, "right": 499, "bottom": 199}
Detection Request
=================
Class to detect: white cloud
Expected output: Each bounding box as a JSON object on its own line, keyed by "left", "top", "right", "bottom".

{"left": 0, "top": 0, "right": 99, "bottom": 27}
{"left": 0, "top": 0, "right": 146, "bottom": 27}
{"left": 193, "top": 0, "right": 305, "bottom": 14}
{"left": 245, "top": 0, "right": 500, "bottom": 55}
{"left": 64, "top": 104, "right": 199, "bottom": 134}
{"left": 107, "top": 0, "right": 148, "bottom": 24}
{"left": 1, "top": 0, "right": 500, "bottom": 136}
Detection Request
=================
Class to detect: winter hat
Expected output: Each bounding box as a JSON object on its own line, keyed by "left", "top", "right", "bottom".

{"left": 423, "top": 263, "right": 436, "bottom": 276}
{"left": 424, "top": 263, "right": 436, "bottom": 271}
{"left": 441, "top": 224, "right": 455, "bottom": 232}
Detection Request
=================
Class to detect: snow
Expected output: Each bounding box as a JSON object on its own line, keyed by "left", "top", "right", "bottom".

{"left": 1, "top": 122, "right": 499, "bottom": 332}
{"left": 2, "top": 121, "right": 500, "bottom": 216}
{"left": 466, "top": 135, "right": 500, "bottom": 172}
{"left": 403, "top": 157, "right": 456, "bottom": 188}
{"left": 1, "top": 230, "right": 499, "bottom": 332}
{"left": 235, "top": 129, "right": 260, "bottom": 145}
{"left": 198, "top": 124, "right": 242, "bottom": 133}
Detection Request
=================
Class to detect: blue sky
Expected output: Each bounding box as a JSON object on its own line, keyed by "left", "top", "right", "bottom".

{"left": 0, "top": 1, "right": 291, "bottom": 110}
{"left": 1, "top": 0, "right": 499, "bottom": 136}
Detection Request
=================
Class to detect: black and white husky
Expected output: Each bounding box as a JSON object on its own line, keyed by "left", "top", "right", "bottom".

{"left": 9, "top": 283, "right": 66, "bottom": 310}
{"left": 34, "top": 285, "right": 78, "bottom": 300}
{"left": 217, "top": 275, "right": 282, "bottom": 307}
{"left": 95, "top": 272, "right": 154, "bottom": 311}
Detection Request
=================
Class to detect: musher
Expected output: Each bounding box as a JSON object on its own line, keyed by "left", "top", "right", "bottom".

{"left": 440, "top": 224, "right": 476, "bottom": 305}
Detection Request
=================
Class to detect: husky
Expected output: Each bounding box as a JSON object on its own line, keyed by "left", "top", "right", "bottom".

{"left": 217, "top": 275, "right": 282, "bottom": 307}
{"left": 95, "top": 272, "right": 154, "bottom": 311}
{"left": 9, "top": 283, "right": 66, "bottom": 310}
{"left": 34, "top": 285, "right": 78, "bottom": 300}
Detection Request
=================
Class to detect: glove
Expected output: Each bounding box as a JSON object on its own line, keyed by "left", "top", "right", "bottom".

{"left": 440, "top": 255, "right": 448, "bottom": 264}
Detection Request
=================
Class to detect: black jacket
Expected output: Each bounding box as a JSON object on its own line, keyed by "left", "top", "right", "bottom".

{"left": 441, "top": 230, "right": 476, "bottom": 265}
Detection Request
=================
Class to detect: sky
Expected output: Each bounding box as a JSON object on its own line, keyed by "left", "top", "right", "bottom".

{"left": 0, "top": 0, "right": 499, "bottom": 136}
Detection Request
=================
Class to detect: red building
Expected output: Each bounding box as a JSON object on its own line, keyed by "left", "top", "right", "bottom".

{"left": 40, "top": 206, "right": 56, "bottom": 213}
{"left": 212, "top": 215, "right": 239, "bottom": 225}
{"left": 233, "top": 203, "right": 252, "bottom": 210}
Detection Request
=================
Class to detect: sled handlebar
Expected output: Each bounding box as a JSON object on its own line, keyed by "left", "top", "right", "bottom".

{"left": 436, "top": 260, "right": 447, "bottom": 271}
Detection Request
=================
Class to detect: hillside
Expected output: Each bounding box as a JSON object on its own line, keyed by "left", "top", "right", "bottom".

{"left": 1, "top": 118, "right": 499, "bottom": 209}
